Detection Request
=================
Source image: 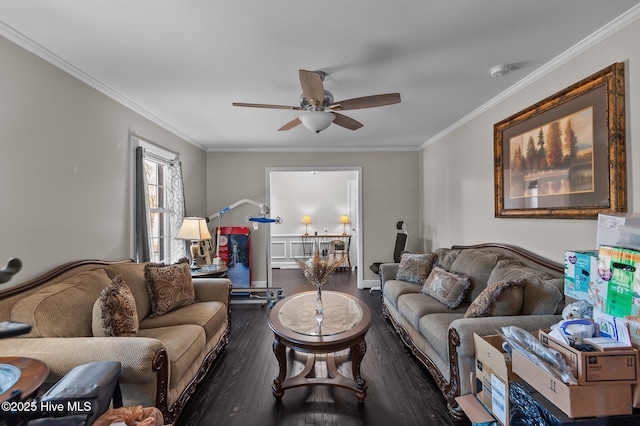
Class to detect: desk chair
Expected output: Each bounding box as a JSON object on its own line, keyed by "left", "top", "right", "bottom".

{"left": 329, "top": 239, "right": 350, "bottom": 271}
{"left": 369, "top": 221, "right": 408, "bottom": 293}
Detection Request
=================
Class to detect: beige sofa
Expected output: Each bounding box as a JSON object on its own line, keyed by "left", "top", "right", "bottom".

{"left": 381, "top": 243, "right": 564, "bottom": 420}
{"left": 0, "top": 259, "right": 231, "bottom": 423}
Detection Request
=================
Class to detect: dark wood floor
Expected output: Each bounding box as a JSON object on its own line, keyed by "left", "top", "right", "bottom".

{"left": 176, "top": 269, "right": 470, "bottom": 426}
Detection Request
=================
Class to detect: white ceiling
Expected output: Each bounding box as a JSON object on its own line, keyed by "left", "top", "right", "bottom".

{"left": 1, "top": 1, "right": 639, "bottom": 151}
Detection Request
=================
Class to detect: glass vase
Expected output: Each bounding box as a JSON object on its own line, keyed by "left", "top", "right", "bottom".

{"left": 314, "top": 285, "right": 324, "bottom": 324}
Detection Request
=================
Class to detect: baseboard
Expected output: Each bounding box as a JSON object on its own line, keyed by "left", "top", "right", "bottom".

{"left": 277, "top": 262, "right": 300, "bottom": 269}
{"left": 361, "top": 279, "right": 380, "bottom": 289}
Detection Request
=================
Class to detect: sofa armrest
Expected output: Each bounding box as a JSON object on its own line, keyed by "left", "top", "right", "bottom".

{"left": 0, "top": 337, "right": 166, "bottom": 382}
{"left": 193, "top": 277, "right": 232, "bottom": 306}
{"left": 449, "top": 314, "right": 562, "bottom": 358}
{"left": 379, "top": 263, "right": 399, "bottom": 288}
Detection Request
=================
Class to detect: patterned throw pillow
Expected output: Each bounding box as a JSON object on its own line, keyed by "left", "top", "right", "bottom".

{"left": 144, "top": 258, "right": 195, "bottom": 318}
{"left": 463, "top": 279, "right": 526, "bottom": 318}
{"left": 421, "top": 266, "right": 471, "bottom": 309}
{"left": 92, "top": 275, "right": 139, "bottom": 337}
{"left": 395, "top": 252, "right": 436, "bottom": 285}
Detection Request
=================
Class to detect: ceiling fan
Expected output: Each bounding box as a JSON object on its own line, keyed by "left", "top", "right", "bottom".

{"left": 233, "top": 69, "right": 401, "bottom": 133}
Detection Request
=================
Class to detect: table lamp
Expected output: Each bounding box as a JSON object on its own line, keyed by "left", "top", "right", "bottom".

{"left": 340, "top": 215, "right": 350, "bottom": 235}
{"left": 176, "top": 217, "right": 212, "bottom": 269}
{"left": 302, "top": 216, "right": 312, "bottom": 235}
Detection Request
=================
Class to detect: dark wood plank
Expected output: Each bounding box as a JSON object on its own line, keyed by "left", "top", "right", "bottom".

{"left": 176, "top": 269, "right": 470, "bottom": 426}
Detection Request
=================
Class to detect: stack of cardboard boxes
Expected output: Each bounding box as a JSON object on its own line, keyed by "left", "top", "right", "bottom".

{"left": 458, "top": 213, "right": 640, "bottom": 425}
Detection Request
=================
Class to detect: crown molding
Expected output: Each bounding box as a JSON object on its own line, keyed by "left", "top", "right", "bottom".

{"left": 4, "top": 4, "right": 639, "bottom": 154}
{"left": 206, "top": 145, "right": 420, "bottom": 153}
{"left": 0, "top": 21, "right": 207, "bottom": 151}
{"left": 419, "top": 4, "right": 640, "bottom": 151}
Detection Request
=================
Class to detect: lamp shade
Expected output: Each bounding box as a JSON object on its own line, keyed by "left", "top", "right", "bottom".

{"left": 340, "top": 215, "right": 350, "bottom": 224}
{"left": 302, "top": 215, "right": 312, "bottom": 225}
{"left": 299, "top": 111, "right": 335, "bottom": 133}
{"left": 176, "top": 217, "right": 212, "bottom": 241}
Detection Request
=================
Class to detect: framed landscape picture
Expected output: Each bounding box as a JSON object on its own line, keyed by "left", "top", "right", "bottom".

{"left": 494, "top": 62, "right": 626, "bottom": 218}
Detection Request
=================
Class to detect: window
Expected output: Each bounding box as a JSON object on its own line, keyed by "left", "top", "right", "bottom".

{"left": 144, "top": 156, "right": 171, "bottom": 263}
{"left": 133, "top": 137, "right": 186, "bottom": 264}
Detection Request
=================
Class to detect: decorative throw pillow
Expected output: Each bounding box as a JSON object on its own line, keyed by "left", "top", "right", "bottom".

{"left": 395, "top": 252, "right": 437, "bottom": 285}
{"left": 144, "top": 258, "right": 195, "bottom": 318}
{"left": 421, "top": 266, "right": 471, "bottom": 309}
{"left": 463, "top": 279, "right": 526, "bottom": 318}
{"left": 92, "top": 275, "right": 139, "bottom": 337}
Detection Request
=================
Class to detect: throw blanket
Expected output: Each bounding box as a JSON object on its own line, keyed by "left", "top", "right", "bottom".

{"left": 93, "top": 405, "right": 164, "bottom": 426}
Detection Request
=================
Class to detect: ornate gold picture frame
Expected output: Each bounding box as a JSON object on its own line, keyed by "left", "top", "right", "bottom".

{"left": 494, "top": 62, "right": 626, "bottom": 218}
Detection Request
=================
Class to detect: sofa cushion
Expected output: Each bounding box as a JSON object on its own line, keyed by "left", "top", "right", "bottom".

{"left": 103, "top": 262, "right": 151, "bottom": 320}
{"left": 450, "top": 250, "right": 499, "bottom": 302}
{"left": 92, "top": 275, "right": 139, "bottom": 337}
{"left": 398, "top": 293, "right": 468, "bottom": 330}
{"left": 11, "top": 269, "right": 112, "bottom": 337}
{"left": 487, "top": 259, "right": 564, "bottom": 315}
{"left": 421, "top": 266, "right": 471, "bottom": 309}
{"left": 137, "top": 324, "right": 206, "bottom": 388}
{"left": 383, "top": 280, "right": 422, "bottom": 309}
{"left": 463, "top": 279, "right": 525, "bottom": 318}
{"left": 395, "top": 252, "right": 436, "bottom": 285}
{"left": 144, "top": 259, "right": 195, "bottom": 318}
{"left": 418, "top": 313, "right": 465, "bottom": 362}
{"left": 139, "top": 301, "right": 227, "bottom": 341}
{"left": 433, "top": 248, "right": 461, "bottom": 271}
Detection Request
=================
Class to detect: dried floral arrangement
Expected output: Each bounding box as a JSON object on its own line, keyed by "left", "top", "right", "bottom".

{"left": 294, "top": 252, "right": 346, "bottom": 288}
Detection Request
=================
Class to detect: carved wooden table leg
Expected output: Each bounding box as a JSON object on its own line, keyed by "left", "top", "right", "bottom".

{"left": 272, "top": 336, "right": 286, "bottom": 400}
{"left": 351, "top": 337, "right": 368, "bottom": 402}
{"left": 267, "top": 291, "right": 372, "bottom": 403}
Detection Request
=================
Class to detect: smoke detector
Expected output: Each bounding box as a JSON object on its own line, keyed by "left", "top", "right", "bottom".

{"left": 490, "top": 64, "right": 513, "bottom": 78}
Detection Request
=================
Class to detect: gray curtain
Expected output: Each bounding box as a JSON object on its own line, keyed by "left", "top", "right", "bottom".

{"left": 135, "top": 146, "right": 151, "bottom": 262}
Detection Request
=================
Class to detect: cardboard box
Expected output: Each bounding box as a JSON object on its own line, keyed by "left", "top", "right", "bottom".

{"left": 474, "top": 334, "right": 519, "bottom": 426}
{"left": 596, "top": 213, "right": 640, "bottom": 249}
{"left": 455, "top": 394, "right": 498, "bottom": 426}
{"left": 539, "top": 329, "right": 639, "bottom": 385}
{"left": 563, "top": 250, "right": 605, "bottom": 307}
{"left": 511, "top": 349, "right": 633, "bottom": 418}
{"left": 510, "top": 379, "right": 640, "bottom": 425}
{"left": 618, "top": 225, "right": 640, "bottom": 252}
{"left": 597, "top": 245, "right": 640, "bottom": 318}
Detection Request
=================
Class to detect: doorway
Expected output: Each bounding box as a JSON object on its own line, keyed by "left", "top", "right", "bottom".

{"left": 266, "top": 167, "right": 363, "bottom": 288}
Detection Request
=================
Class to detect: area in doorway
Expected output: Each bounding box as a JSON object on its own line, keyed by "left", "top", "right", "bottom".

{"left": 267, "top": 167, "right": 362, "bottom": 287}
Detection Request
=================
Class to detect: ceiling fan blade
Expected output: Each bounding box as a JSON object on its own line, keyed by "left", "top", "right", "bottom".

{"left": 278, "top": 117, "right": 302, "bottom": 131}
{"left": 299, "top": 69, "right": 325, "bottom": 107}
{"left": 332, "top": 112, "right": 363, "bottom": 131}
{"left": 329, "top": 93, "right": 401, "bottom": 111}
{"left": 233, "top": 102, "right": 301, "bottom": 110}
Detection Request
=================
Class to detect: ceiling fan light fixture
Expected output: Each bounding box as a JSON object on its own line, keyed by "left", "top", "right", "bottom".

{"left": 299, "top": 111, "right": 335, "bottom": 133}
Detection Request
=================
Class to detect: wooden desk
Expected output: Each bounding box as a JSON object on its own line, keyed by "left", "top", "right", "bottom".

{"left": 300, "top": 234, "right": 351, "bottom": 269}
{"left": 0, "top": 357, "right": 49, "bottom": 402}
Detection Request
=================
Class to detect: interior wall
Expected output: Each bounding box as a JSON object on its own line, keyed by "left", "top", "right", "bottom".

{"left": 206, "top": 151, "right": 419, "bottom": 285}
{"left": 270, "top": 170, "right": 356, "bottom": 235}
{"left": 0, "top": 35, "right": 207, "bottom": 283}
{"left": 420, "top": 18, "right": 640, "bottom": 264}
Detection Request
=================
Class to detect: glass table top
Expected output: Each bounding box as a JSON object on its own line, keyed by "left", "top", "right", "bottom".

{"left": 278, "top": 291, "right": 362, "bottom": 337}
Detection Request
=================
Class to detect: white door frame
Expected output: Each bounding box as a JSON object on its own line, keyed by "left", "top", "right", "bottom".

{"left": 266, "top": 166, "right": 364, "bottom": 289}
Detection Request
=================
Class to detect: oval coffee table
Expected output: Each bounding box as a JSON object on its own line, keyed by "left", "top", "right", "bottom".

{"left": 267, "top": 290, "right": 372, "bottom": 402}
